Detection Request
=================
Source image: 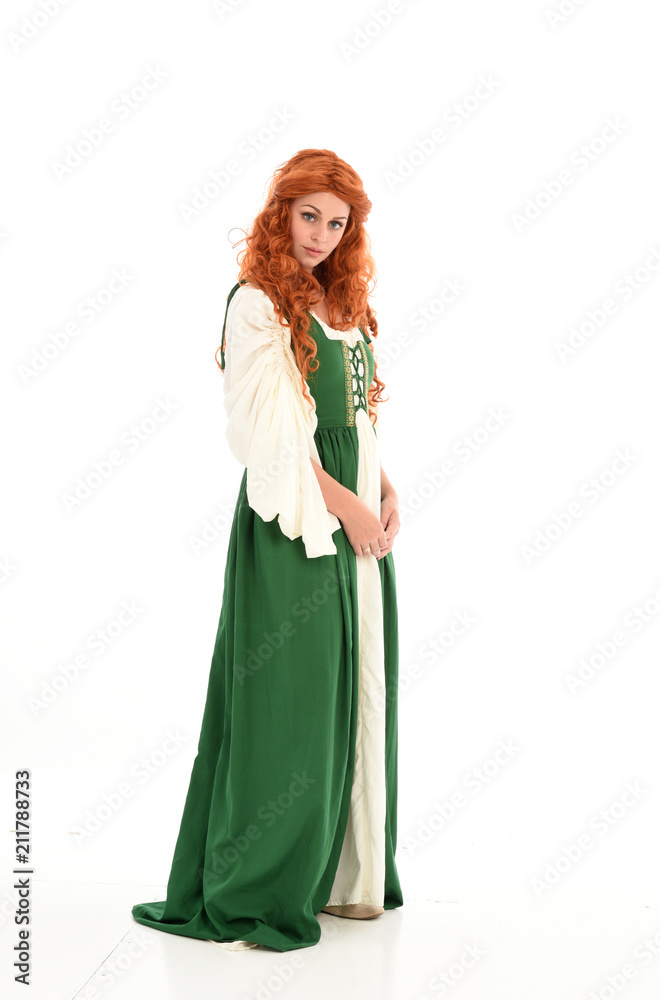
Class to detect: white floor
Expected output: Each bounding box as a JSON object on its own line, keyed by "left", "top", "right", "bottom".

{"left": 6, "top": 882, "right": 659, "bottom": 1000}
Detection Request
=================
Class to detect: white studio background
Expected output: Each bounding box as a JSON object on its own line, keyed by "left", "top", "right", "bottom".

{"left": 2, "top": 0, "right": 660, "bottom": 996}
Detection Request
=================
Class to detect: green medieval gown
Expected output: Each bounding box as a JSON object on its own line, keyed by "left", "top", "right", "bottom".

{"left": 131, "top": 281, "right": 403, "bottom": 951}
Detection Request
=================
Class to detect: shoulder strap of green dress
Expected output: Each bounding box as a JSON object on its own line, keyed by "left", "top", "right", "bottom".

{"left": 358, "top": 324, "right": 372, "bottom": 344}
{"left": 219, "top": 279, "right": 249, "bottom": 371}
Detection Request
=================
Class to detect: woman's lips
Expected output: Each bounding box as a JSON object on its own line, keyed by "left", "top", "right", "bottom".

{"left": 304, "top": 246, "right": 323, "bottom": 256}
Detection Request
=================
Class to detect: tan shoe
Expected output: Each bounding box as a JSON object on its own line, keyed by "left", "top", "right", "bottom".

{"left": 321, "top": 903, "right": 385, "bottom": 919}
{"left": 208, "top": 939, "right": 259, "bottom": 951}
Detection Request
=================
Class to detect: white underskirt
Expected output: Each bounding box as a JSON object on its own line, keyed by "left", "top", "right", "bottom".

{"left": 326, "top": 405, "right": 387, "bottom": 906}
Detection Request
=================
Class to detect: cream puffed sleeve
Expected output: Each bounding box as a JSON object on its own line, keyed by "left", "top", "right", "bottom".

{"left": 223, "top": 284, "right": 342, "bottom": 558}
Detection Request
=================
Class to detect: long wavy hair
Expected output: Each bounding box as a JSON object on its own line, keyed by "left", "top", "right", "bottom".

{"left": 215, "top": 148, "right": 387, "bottom": 424}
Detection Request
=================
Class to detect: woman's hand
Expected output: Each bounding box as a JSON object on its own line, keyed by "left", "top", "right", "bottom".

{"left": 378, "top": 492, "right": 400, "bottom": 558}
{"left": 338, "top": 492, "right": 389, "bottom": 559}
{"left": 310, "top": 458, "right": 400, "bottom": 560}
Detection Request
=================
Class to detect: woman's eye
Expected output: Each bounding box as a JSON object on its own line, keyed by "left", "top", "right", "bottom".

{"left": 301, "top": 212, "right": 343, "bottom": 230}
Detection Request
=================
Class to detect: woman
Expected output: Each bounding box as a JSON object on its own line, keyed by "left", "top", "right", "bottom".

{"left": 131, "top": 148, "right": 403, "bottom": 952}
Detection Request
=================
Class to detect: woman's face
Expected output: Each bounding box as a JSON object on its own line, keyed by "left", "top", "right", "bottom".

{"left": 288, "top": 191, "right": 351, "bottom": 272}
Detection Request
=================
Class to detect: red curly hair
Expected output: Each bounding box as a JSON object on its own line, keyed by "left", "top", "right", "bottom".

{"left": 215, "top": 148, "right": 387, "bottom": 425}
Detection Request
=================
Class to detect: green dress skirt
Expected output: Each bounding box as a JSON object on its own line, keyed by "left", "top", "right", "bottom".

{"left": 131, "top": 282, "right": 403, "bottom": 951}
